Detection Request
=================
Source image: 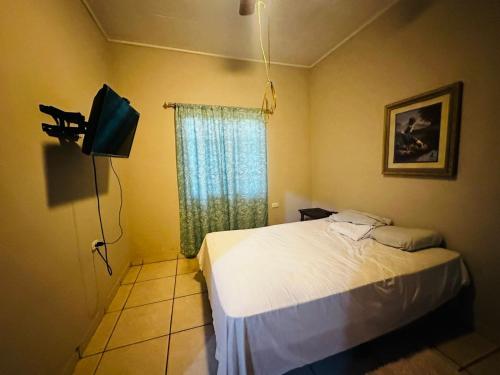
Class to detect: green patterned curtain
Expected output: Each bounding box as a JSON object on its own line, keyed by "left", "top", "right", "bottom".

{"left": 175, "top": 104, "right": 268, "bottom": 257}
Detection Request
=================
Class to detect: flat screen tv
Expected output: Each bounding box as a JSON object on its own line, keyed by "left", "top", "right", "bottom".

{"left": 82, "top": 84, "right": 140, "bottom": 157}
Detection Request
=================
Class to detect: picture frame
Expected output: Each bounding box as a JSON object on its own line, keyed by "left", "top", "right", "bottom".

{"left": 383, "top": 82, "right": 463, "bottom": 178}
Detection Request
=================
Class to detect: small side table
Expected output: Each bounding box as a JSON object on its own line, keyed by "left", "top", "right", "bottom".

{"left": 299, "top": 208, "right": 336, "bottom": 221}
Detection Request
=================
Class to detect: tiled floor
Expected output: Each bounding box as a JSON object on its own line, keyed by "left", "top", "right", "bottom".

{"left": 75, "top": 256, "right": 499, "bottom": 375}
{"left": 74, "top": 254, "right": 214, "bottom": 375}
{"left": 285, "top": 327, "right": 499, "bottom": 375}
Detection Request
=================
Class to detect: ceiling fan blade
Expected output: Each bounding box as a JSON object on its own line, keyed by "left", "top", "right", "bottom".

{"left": 239, "top": 0, "right": 256, "bottom": 15}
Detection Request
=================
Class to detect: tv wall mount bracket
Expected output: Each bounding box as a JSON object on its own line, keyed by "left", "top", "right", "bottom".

{"left": 40, "top": 105, "right": 87, "bottom": 141}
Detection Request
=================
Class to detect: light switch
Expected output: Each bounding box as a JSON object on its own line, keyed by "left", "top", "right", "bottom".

{"left": 271, "top": 202, "right": 279, "bottom": 208}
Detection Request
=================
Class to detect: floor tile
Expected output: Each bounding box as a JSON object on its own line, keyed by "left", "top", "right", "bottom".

{"left": 468, "top": 350, "right": 500, "bottom": 375}
{"left": 73, "top": 354, "right": 101, "bottom": 375}
{"left": 369, "top": 348, "right": 457, "bottom": 375}
{"left": 125, "top": 277, "right": 175, "bottom": 308}
{"left": 143, "top": 250, "right": 179, "bottom": 263}
{"left": 107, "top": 284, "right": 133, "bottom": 312}
{"left": 171, "top": 293, "right": 212, "bottom": 333}
{"left": 96, "top": 336, "right": 168, "bottom": 375}
{"left": 175, "top": 272, "right": 207, "bottom": 297}
{"left": 137, "top": 260, "right": 177, "bottom": 282}
{"left": 82, "top": 311, "right": 120, "bottom": 356}
{"left": 107, "top": 300, "right": 172, "bottom": 349}
{"left": 122, "top": 266, "right": 141, "bottom": 284}
{"left": 435, "top": 332, "right": 497, "bottom": 367}
{"left": 168, "top": 325, "right": 217, "bottom": 375}
{"left": 177, "top": 258, "right": 200, "bottom": 275}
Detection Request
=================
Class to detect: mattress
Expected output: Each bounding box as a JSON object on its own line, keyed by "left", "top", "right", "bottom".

{"left": 197, "top": 219, "right": 469, "bottom": 375}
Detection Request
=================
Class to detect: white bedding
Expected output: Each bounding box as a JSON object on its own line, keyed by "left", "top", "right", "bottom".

{"left": 198, "top": 219, "right": 469, "bottom": 375}
{"left": 327, "top": 221, "right": 373, "bottom": 241}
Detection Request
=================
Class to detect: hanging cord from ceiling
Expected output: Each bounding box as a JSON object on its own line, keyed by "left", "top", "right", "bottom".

{"left": 257, "top": 0, "right": 276, "bottom": 116}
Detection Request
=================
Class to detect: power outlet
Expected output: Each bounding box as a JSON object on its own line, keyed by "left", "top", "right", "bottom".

{"left": 91, "top": 239, "right": 103, "bottom": 252}
{"left": 271, "top": 202, "right": 279, "bottom": 208}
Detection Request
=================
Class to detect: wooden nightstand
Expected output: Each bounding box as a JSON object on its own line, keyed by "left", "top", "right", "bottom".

{"left": 299, "top": 208, "right": 336, "bottom": 221}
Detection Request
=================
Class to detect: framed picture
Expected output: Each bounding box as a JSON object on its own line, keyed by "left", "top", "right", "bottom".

{"left": 383, "top": 82, "right": 463, "bottom": 178}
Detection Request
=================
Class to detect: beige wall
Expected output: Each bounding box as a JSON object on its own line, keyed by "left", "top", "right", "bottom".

{"left": 310, "top": 0, "right": 500, "bottom": 340}
{"left": 108, "top": 44, "right": 311, "bottom": 262}
{"left": 0, "top": 1, "right": 131, "bottom": 374}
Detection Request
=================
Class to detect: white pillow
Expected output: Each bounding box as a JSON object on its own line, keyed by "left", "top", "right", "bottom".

{"left": 328, "top": 222, "right": 373, "bottom": 241}
{"left": 329, "top": 209, "right": 392, "bottom": 227}
{"left": 370, "top": 226, "right": 443, "bottom": 251}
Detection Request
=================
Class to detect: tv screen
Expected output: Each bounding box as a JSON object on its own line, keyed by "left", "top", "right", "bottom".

{"left": 82, "top": 84, "right": 139, "bottom": 157}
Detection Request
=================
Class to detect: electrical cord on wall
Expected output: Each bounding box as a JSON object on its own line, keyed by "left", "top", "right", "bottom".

{"left": 91, "top": 155, "right": 113, "bottom": 275}
{"left": 106, "top": 157, "right": 123, "bottom": 244}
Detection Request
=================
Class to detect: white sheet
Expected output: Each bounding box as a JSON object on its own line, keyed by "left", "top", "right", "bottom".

{"left": 198, "top": 219, "right": 469, "bottom": 375}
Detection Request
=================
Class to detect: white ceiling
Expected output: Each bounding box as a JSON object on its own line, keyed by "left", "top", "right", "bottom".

{"left": 84, "top": 0, "right": 396, "bottom": 68}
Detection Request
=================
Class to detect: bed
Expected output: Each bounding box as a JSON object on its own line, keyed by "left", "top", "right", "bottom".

{"left": 197, "top": 219, "right": 469, "bottom": 375}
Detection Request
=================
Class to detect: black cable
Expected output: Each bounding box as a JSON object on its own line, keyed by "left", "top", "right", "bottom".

{"left": 92, "top": 155, "right": 113, "bottom": 276}
{"left": 106, "top": 157, "right": 123, "bottom": 244}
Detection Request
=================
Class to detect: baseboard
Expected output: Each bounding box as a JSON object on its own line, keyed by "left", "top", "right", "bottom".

{"left": 77, "top": 262, "right": 130, "bottom": 355}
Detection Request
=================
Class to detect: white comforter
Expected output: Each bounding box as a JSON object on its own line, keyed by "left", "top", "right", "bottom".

{"left": 198, "top": 219, "right": 469, "bottom": 375}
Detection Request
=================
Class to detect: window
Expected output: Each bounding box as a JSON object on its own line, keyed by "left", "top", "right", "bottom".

{"left": 174, "top": 104, "right": 268, "bottom": 257}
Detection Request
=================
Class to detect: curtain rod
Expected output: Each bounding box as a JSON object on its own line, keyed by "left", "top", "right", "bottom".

{"left": 162, "top": 102, "right": 176, "bottom": 109}
{"left": 162, "top": 101, "right": 273, "bottom": 115}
